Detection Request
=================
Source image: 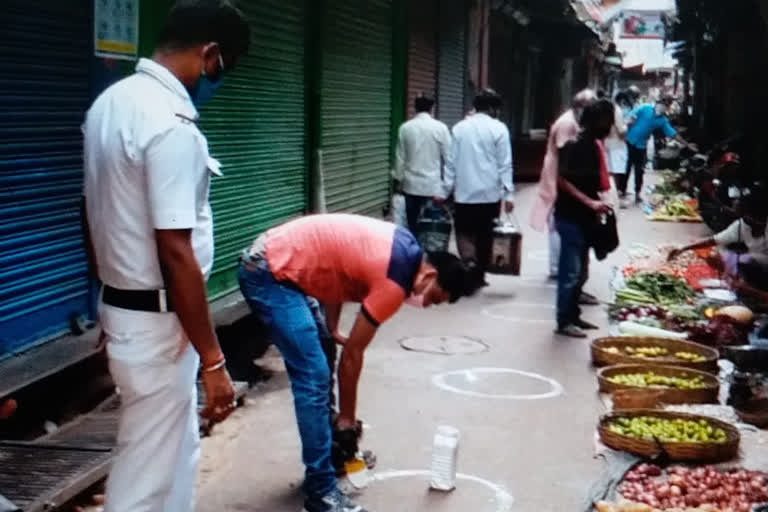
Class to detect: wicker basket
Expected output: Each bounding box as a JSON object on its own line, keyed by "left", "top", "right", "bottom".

{"left": 591, "top": 336, "right": 719, "bottom": 373}
{"left": 598, "top": 364, "right": 719, "bottom": 405}
{"left": 598, "top": 409, "right": 740, "bottom": 462}
{"left": 612, "top": 389, "right": 667, "bottom": 409}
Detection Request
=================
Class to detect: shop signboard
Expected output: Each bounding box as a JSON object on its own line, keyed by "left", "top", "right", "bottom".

{"left": 619, "top": 10, "right": 665, "bottom": 39}
{"left": 94, "top": 0, "right": 139, "bottom": 59}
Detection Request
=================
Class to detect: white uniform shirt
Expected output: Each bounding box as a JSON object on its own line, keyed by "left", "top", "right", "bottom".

{"left": 444, "top": 113, "right": 514, "bottom": 204}
{"left": 393, "top": 112, "right": 452, "bottom": 197}
{"left": 714, "top": 220, "right": 768, "bottom": 265}
{"left": 83, "top": 58, "right": 218, "bottom": 290}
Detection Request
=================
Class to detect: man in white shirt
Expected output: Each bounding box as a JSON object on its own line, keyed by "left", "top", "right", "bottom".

{"left": 81, "top": 2, "right": 249, "bottom": 510}
{"left": 669, "top": 198, "right": 768, "bottom": 284}
{"left": 444, "top": 89, "right": 514, "bottom": 282}
{"left": 393, "top": 94, "right": 452, "bottom": 235}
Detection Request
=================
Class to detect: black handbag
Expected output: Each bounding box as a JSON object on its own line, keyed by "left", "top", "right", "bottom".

{"left": 588, "top": 208, "right": 619, "bottom": 261}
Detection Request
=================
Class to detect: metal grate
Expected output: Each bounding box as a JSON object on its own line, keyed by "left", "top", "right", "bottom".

{"left": 43, "top": 414, "right": 119, "bottom": 451}
{"left": 0, "top": 382, "right": 248, "bottom": 509}
{"left": 0, "top": 444, "right": 112, "bottom": 512}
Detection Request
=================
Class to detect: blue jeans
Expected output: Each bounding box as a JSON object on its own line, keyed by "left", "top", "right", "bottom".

{"left": 555, "top": 217, "right": 589, "bottom": 328}
{"left": 237, "top": 257, "right": 336, "bottom": 500}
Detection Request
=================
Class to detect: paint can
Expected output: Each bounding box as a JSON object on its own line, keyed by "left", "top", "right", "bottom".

{"left": 430, "top": 425, "right": 460, "bottom": 491}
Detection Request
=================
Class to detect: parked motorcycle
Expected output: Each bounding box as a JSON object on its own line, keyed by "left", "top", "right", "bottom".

{"left": 696, "top": 146, "right": 764, "bottom": 233}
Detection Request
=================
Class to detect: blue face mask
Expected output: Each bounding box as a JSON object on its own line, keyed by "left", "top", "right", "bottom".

{"left": 190, "top": 52, "right": 225, "bottom": 106}
{"left": 190, "top": 74, "right": 223, "bottom": 106}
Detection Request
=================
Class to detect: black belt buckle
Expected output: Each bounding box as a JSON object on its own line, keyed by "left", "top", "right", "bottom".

{"left": 102, "top": 285, "right": 173, "bottom": 313}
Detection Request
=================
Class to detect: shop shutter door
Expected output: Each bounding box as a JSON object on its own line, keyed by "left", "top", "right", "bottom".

{"left": 437, "top": 0, "right": 467, "bottom": 129}
{"left": 0, "top": 0, "right": 92, "bottom": 355}
{"left": 321, "top": 0, "right": 393, "bottom": 214}
{"left": 200, "top": 0, "right": 308, "bottom": 298}
{"left": 407, "top": 1, "right": 437, "bottom": 118}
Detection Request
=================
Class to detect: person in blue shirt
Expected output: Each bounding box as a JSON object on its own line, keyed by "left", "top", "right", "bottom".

{"left": 620, "top": 96, "right": 695, "bottom": 203}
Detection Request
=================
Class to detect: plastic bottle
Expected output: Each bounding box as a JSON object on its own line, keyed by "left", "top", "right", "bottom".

{"left": 430, "top": 425, "right": 459, "bottom": 491}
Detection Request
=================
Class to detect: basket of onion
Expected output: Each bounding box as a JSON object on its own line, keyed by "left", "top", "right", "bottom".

{"left": 612, "top": 463, "right": 768, "bottom": 512}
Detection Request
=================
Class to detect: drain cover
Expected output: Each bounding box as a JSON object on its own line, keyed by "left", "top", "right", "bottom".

{"left": 399, "top": 336, "right": 488, "bottom": 355}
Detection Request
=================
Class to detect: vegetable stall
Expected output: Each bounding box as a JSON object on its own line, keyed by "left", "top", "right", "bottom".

{"left": 588, "top": 240, "right": 768, "bottom": 512}
{"left": 644, "top": 171, "right": 703, "bottom": 223}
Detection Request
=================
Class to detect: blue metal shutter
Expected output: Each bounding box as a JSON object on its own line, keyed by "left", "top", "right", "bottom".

{"left": 321, "top": 0, "right": 393, "bottom": 215}
{"left": 200, "top": 0, "right": 308, "bottom": 298}
{"left": 0, "top": 0, "right": 92, "bottom": 356}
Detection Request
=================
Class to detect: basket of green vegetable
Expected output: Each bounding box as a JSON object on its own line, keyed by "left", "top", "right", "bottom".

{"left": 591, "top": 337, "right": 719, "bottom": 373}
{"left": 598, "top": 409, "right": 740, "bottom": 462}
{"left": 597, "top": 364, "right": 719, "bottom": 404}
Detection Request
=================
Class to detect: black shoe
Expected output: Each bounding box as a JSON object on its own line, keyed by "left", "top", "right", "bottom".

{"left": 555, "top": 325, "right": 587, "bottom": 338}
{"left": 574, "top": 318, "right": 599, "bottom": 330}
{"left": 578, "top": 292, "right": 600, "bottom": 306}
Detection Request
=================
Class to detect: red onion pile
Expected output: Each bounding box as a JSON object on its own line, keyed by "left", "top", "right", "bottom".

{"left": 617, "top": 463, "right": 768, "bottom": 512}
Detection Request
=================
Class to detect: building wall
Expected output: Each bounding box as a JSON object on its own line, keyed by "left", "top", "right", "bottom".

{"left": 0, "top": 0, "right": 480, "bottom": 358}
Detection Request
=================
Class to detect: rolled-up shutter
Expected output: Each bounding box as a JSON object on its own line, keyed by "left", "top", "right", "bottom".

{"left": 200, "top": 0, "right": 308, "bottom": 298}
{"left": 437, "top": 0, "right": 467, "bottom": 129}
{"left": 321, "top": 0, "right": 393, "bottom": 215}
{"left": 0, "top": 0, "right": 92, "bottom": 355}
{"left": 407, "top": 0, "right": 437, "bottom": 118}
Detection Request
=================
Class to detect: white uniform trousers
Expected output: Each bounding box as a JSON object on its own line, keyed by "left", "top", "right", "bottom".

{"left": 100, "top": 304, "right": 200, "bottom": 512}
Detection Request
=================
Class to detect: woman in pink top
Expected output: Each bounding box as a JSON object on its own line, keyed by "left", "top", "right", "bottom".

{"left": 530, "top": 90, "right": 596, "bottom": 278}
{"left": 237, "top": 214, "right": 482, "bottom": 512}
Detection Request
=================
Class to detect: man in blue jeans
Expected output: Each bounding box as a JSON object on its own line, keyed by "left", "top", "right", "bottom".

{"left": 554, "top": 100, "right": 615, "bottom": 338}
{"left": 237, "top": 214, "right": 482, "bottom": 512}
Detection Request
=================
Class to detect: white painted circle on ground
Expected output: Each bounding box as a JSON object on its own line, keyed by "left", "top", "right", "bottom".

{"left": 482, "top": 302, "right": 553, "bottom": 324}
{"left": 372, "top": 469, "right": 514, "bottom": 512}
{"left": 432, "top": 367, "right": 564, "bottom": 400}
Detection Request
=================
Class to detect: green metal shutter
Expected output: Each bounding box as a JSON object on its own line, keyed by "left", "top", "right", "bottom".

{"left": 437, "top": 0, "right": 467, "bottom": 129}
{"left": 321, "top": 0, "right": 393, "bottom": 215}
{"left": 0, "top": 0, "right": 92, "bottom": 355}
{"left": 200, "top": 0, "right": 308, "bottom": 298}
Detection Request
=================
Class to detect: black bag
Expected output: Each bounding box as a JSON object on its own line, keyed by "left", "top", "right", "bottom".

{"left": 587, "top": 209, "right": 619, "bottom": 261}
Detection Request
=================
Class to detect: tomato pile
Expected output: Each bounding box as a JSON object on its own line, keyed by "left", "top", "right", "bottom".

{"left": 618, "top": 463, "right": 768, "bottom": 512}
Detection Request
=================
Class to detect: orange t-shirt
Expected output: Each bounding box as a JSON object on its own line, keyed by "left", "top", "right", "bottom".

{"left": 264, "top": 214, "right": 424, "bottom": 325}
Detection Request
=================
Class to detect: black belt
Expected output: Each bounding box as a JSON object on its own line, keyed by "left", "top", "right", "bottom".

{"left": 102, "top": 285, "right": 174, "bottom": 313}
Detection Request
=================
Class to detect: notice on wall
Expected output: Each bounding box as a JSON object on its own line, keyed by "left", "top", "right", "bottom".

{"left": 94, "top": 0, "right": 139, "bottom": 60}
{"left": 619, "top": 10, "right": 666, "bottom": 40}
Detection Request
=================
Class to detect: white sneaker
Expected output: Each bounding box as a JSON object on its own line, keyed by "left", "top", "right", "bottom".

{"left": 303, "top": 490, "right": 368, "bottom": 512}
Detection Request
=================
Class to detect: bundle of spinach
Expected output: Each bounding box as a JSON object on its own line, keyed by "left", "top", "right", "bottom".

{"left": 623, "top": 272, "right": 695, "bottom": 305}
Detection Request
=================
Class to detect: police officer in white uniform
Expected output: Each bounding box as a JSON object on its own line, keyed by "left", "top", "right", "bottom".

{"left": 81, "top": 2, "right": 250, "bottom": 510}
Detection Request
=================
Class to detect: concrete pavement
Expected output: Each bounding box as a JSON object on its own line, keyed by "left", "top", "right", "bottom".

{"left": 195, "top": 181, "right": 711, "bottom": 512}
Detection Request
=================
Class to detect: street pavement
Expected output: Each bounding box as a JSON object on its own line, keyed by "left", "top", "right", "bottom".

{"left": 195, "top": 179, "right": 711, "bottom": 512}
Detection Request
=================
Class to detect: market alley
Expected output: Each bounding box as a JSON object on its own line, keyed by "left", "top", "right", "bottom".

{"left": 194, "top": 180, "right": 713, "bottom": 512}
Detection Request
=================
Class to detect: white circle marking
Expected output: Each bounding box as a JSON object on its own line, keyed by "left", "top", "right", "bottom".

{"left": 482, "top": 302, "right": 554, "bottom": 323}
{"left": 372, "top": 469, "right": 514, "bottom": 512}
{"left": 432, "top": 367, "right": 564, "bottom": 400}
